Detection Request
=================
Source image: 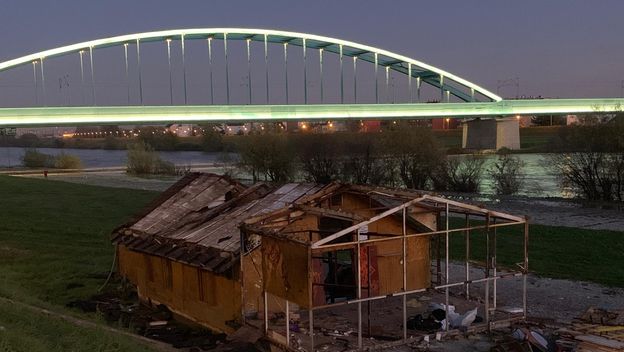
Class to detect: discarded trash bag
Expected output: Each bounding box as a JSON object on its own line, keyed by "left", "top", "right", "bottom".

{"left": 406, "top": 314, "right": 442, "bottom": 331}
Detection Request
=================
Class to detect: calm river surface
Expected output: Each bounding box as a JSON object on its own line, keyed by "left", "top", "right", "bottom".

{"left": 0, "top": 147, "right": 561, "bottom": 197}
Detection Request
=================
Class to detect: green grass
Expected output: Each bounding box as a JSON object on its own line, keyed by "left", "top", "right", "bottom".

{"left": 0, "top": 302, "right": 155, "bottom": 352}
{"left": 447, "top": 219, "right": 624, "bottom": 287}
{"left": 0, "top": 175, "right": 158, "bottom": 351}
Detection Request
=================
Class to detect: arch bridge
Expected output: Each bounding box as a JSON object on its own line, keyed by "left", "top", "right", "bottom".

{"left": 0, "top": 28, "right": 621, "bottom": 126}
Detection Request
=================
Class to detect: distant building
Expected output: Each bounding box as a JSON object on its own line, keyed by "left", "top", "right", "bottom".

{"left": 16, "top": 127, "right": 76, "bottom": 138}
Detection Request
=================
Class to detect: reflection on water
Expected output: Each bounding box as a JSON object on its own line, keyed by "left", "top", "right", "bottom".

{"left": 0, "top": 147, "right": 565, "bottom": 198}
{"left": 0, "top": 147, "right": 226, "bottom": 168}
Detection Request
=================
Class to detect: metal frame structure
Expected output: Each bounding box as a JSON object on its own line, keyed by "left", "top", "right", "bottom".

{"left": 243, "top": 190, "right": 529, "bottom": 351}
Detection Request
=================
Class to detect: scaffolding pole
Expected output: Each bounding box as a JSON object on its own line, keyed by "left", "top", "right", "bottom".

{"left": 402, "top": 207, "right": 407, "bottom": 341}
{"left": 465, "top": 214, "right": 470, "bottom": 299}
{"left": 445, "top": 203, "right": 450, "bottom": 332}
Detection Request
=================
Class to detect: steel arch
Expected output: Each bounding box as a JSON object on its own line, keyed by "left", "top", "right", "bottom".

{"left": 0, "top": 28, "right": 502, "bottom": 102}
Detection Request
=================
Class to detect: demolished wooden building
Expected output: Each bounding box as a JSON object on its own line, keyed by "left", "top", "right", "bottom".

{"left": 112, "top": 173, "right": 529, "bottom": 350}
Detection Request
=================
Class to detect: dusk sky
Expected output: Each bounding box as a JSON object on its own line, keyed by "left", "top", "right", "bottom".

{"left": 1, "top": 0, "right": 624, "bottom": 105}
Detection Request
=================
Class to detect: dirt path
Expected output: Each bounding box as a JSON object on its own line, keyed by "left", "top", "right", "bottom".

{"left": 447, "top": 195, "right": 624, "bottom": 231}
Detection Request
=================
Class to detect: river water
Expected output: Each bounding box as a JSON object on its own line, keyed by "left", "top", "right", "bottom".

{"left": 0, "top": 147, "right": 562, "bottom": 197}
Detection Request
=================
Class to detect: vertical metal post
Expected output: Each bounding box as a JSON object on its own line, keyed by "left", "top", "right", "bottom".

{"left": 470, "top": 88, "right": 475, "bottom": 102}
{"left": 493, "top": 220, "right": 498, "bottom": 309}
{"left": 263, "top": 291, "right": 268, "bottom": 334}
{"left": 356, "top": 229, "right": 362, "bottom": 350}
{"left": 353, "top": 56, "right": 357, "bottom": 103}
{"left": 224, "top": 33, "right": 230, "bottom": 105}
{"left": 523, "top": 219, "right": 529, "bottom": 320}
{"left": 136, "top": 39, "right": 143, "bottom": 105}
{"left": 285, "top": 300, "right": 290, "bottom": 347}
{"left": 319, "top": 48, "right": 324, "bottom": 103}
{"left": 339, "top": 44, "right": 344, "bottom": 104}
{"left": 402, "top": 207, "right": 407, "bottom": 341}
{"left": 89, "top": 46, "right": 96, "bottom": 105}
{"left": 309, "top": 309, "right": 314, "bottom": 352}
{"left": 385, "top": 66, "right": 390, "bottom": 103}
{"left": 32, "top": 61, "right": 38, "bottom": 105}
{"left": 166, "top": 39, "right": 173, "bottom": 105}
{"left": 303, "top": 38, "right": 307, "bottom": 104}
{"left": 465, "top": 214, "right": 470, "bottom": 300}
{"left": 207, "top": 37, "right": 214, "bottom": 104}
{"left": 283, "top": 42, "right": 288, "bottom": 104}
{"left": 123, "top": 44, "right": 130, "bottom": 105}
{"left": 416, "top": 77, "right": 421, "bottom": 103}
{"left": 79, "top": 51, "right": 85, "bottom": 105}
{"left": 439, "top": 74, "right": 444, "bottom": 102}
{"left": 374, "top": 53, "right": 379, "bottom": 104}
{"left": 40, "top": 58, "right": 47, "bottom": 106}
{"left": 446, "top": 90, "right": 450, "bottom": 103}
{"left": 181, "top": 34, "right": 187, "bottom": 105}
{"left": 408, "top": 63, "right": 412, "bottom": 103}
{"left": 246, "top": 39, "right": 252, "bottom": 104}
{"left": 485, "top": 214, "right": 491, "bottom": 329}
{"left": 445, "top": 203, "right": 450, "bottom": 332}
{"left": 264, "top": 34, "right": 269, "bottom": 104}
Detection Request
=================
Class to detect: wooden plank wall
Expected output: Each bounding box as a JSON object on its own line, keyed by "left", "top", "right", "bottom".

{"left": 117, "top": 245, "right": 242, "bottom": 333}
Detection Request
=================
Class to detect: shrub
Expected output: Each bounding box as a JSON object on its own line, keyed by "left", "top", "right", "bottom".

{"left": 126, "top": 141, "right": 177, "bottom": 175}
{"left": 22, "top": 149, "right": 54, "bottom": 168}
{"left": 54, "top": 153, "right": 83, "bottom": 169}
{"left": 440, "top": 155, "right": 486, "bottom": 193}
{"left": 488, "top": 153, "right": 524, "bottom": 195}
{"left": 546, "top": 152, "right": 624, "bottom": 202}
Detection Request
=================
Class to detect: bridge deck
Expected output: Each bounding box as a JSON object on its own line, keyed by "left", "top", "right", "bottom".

{"left": 0, "top": 98, "right": 622, "bottom": 127}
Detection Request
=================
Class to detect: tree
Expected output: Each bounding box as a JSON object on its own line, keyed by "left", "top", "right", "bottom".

{"left": 237, "top": 134, "right": 294, "bottom": 183}
{"left": 381, "top": 128, "right": 446, "bottom": 190}
{"left": 295, "top": 134, "right": 342, "bottom": 183}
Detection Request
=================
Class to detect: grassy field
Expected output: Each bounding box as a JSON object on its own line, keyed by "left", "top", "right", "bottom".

{"left": 447, "top": 219, "right": 624, "bottom": 287}
{"left": 0, "top": 175, "right": 158, "bottom": 351}
{"left": 0, "top": 175, "right": 622, "bottom": 350}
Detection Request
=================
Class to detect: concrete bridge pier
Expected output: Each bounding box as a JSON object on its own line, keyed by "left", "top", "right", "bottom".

{"left": 461, "top": 117, "right": 520, "bottom": 150}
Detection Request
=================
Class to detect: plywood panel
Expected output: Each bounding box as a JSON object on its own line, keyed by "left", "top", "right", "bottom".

{"left": 262, "top": 237, "right": 310, "bottom": 308}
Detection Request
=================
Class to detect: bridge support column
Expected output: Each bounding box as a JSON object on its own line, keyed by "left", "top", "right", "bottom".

{"left": 461, "top": 117, "right": 520, "bottom": 150}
